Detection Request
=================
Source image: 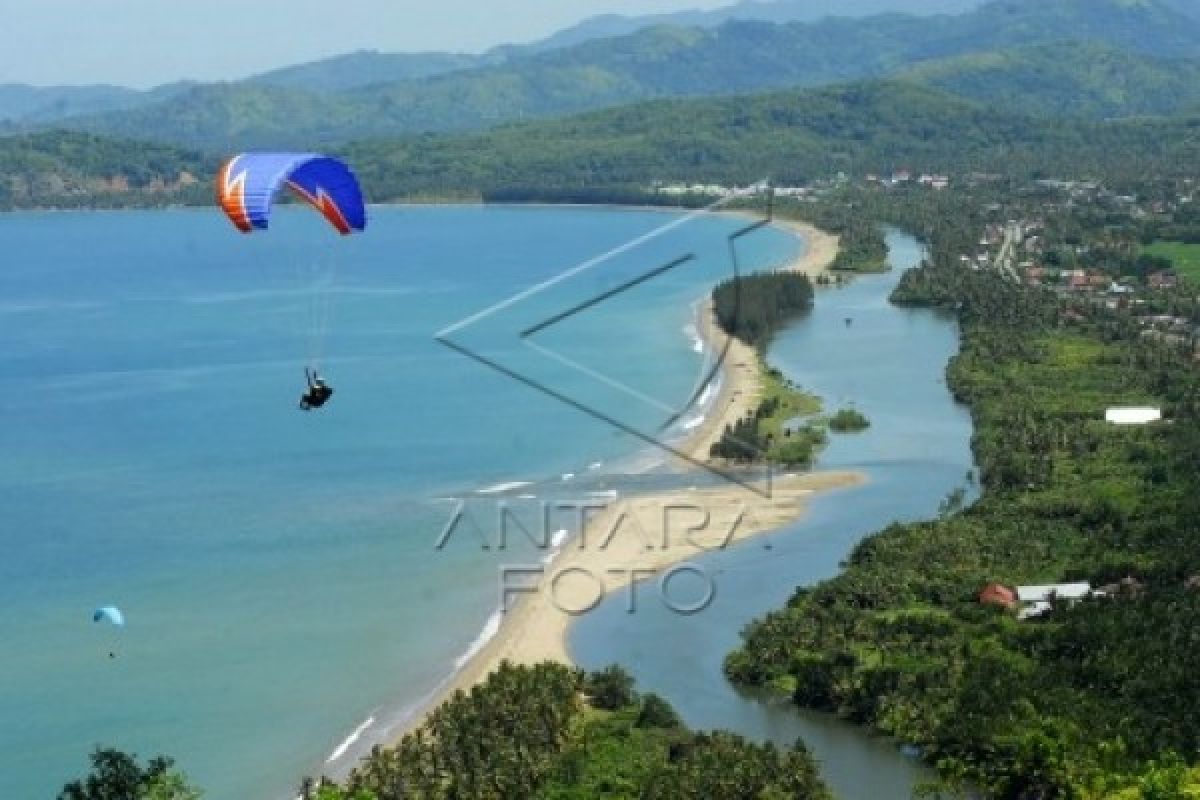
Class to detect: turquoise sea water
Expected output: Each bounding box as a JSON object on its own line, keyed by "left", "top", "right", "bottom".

{"left": 0, "top": 206, "right": 801, "bottom": 799}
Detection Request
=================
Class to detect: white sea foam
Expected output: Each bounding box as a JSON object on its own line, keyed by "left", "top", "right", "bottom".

{"left": 681, "top": 415, "right": 706, "bottom": 431}
{"left": 0, "top": 300, "right": 105, "bottom": 315}
{"left": 588, "top": 461, "right": 604, "bottom": 471}
{"left": 683, "top": 322, "right": 704, "bottom": 355}
{"left": 588, "top": 490, "right": 620, "bottom": 500}
{"left": 184, "top": 286, "right": 424, "bottom": 305}
{"left": 517, "top": 493, "right": 538, "bottom": 500}
{"left": 561, "top": 473, "right": 575, "bottom": 482}
{"left": 326, "top": 715, "right": 376, "bottom": 763}
{"left": 696, "top": 380, "right": 718, "bottom": 408}
{"left": 454, "top": 610, "right": 504, "bottom": 669}
{"left": 541, "top": 528, "right": 571, "bottom": 565}
{"left": 476, "top": 480, "right": 533, "bottom": 495}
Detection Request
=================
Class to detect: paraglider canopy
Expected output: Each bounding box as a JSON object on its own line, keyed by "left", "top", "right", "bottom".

{"left": 216, "top": 153, "right": 367, "bottom": 236}
{"left": 92, "top": 606, "right": 125, "bottom": 627}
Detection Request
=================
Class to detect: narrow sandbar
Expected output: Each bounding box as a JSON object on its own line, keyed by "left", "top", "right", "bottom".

{"left": 391, "top": 216, "right": 847, "bottom": 740}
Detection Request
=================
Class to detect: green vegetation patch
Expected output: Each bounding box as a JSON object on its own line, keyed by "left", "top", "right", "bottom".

{"left": 829, "top": 221, "right": 889, "bottom": 273}
{"left": 712, "top": 270, "right": 814, "bottom": 350}
{"left": 294, "top": 663, "right": 831, "bottom": 800}
{"left": 728, "top": 227, "right": 1200, "bottom": 797}
{"left": 711, "top": 363, "right": 825, "bottom": 467}
{"left": 828, "top": 408, "right": 871, "bottom": 433}
{"left": 1141, "top": 240, "right": 1200, "bottom": 283}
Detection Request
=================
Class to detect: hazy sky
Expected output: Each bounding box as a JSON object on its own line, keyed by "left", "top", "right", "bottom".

{"left": 0, "top": 0, "right": 735, "bottom": 88}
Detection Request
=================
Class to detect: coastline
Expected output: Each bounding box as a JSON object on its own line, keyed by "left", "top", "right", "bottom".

{"left": 383, "top": 214, "right": 844, "bottom": 745}
{"left": 399, "top": 471, "right": 864, "bottom": 722}
{"left": 681, "top": 218, "right": 839, "bottom": 465}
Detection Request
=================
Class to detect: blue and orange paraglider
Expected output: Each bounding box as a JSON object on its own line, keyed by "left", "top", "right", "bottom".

{"left": 215, "top": 153, "right": 367, "bottom": 410}
{"left": 216, "top": 153, "right": 366, "bottom": 236}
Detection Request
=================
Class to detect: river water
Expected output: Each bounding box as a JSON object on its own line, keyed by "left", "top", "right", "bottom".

{"left": 572, "top": 230, "right": 976, "bottom": 799}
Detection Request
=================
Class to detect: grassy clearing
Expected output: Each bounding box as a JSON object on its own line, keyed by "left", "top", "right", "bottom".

{"left": 1142, "top": 240, "right": 1200, "bottom": 282}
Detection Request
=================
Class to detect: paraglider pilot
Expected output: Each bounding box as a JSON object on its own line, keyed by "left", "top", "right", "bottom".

{"left": 299, "top": 368, "right": 334, "bottom": 411}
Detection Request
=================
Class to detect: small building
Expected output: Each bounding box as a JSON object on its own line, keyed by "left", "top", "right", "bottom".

{"left": 1016, "top": 582, "right": 1092, "bottom": 619}
{"left": 1148, "top": 270, "right": 1179, "bottom": 290}
{"left": 1018, "top": 601, "right": 1053, "bottom": 620}
{"left": 1067, "top": 273, "right": 1091, "bottom": 291}
{"left": 1017, "top": 583, "right": 1092, "bottom": 603}
{"left": 1105, "top": 407, "right": 1162, "bottom": 426}
{"left": 978, "top": 583, "right": 1017, "bottom": 609}
{"left": 1097, "top": 576, "right": 1145, "bottom": 598}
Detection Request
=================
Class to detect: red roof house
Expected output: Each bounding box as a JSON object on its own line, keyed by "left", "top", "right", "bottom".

{"left": 978, "top": 583, "right": 1017, "bottom": 609}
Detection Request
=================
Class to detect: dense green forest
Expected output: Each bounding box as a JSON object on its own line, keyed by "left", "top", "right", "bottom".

{"left": 59, "top": 664, "right": 832, "bottom": 799}
{"left": 725, "top": 191, "right": 1200, "bottom": 796}
{"left": 828, "top": 408, "right": 870, "bottom": 433}
{"left": 708, "top": 272, "right": 831, "bottom": 467}
{"left": 0, "top": 131, "right": 210, "bottom": 210}
{"left": 340, "top": 81, "right": 1200, "bottom": 201}
{"left": 4, "top": 73, "right": 1200, "bottom": 212}
{"left": 306, "top": 662, "right": 831, "bottom": 799}
{"left": 898, "top": 42, "right": 1200, "bottom": 120}
{"left": 712, "top": 271, "right": 814, "bottom": 349}
{"left": 58, "top": 749, "right": 200, "bottom": 800}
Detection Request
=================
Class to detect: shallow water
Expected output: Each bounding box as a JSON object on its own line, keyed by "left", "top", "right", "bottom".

{"left": 0, "top": 205, "right": 800, "bottom": 799}
{"left": 571, "top": 231, "right": 977, "bottom": 799}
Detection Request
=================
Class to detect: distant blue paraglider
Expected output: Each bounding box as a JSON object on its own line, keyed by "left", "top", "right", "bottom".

{"left": 92, "top": 606, "right": 125, "bottom": 627}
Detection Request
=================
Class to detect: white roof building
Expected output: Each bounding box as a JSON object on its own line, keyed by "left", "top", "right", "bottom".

{"left": 1017, "top": 601, "right": 1053, "bottom": 620}
{"left": 1016, "top": 583, "right": 1092, "bottom": 603}
{"left": 1015, "top": 583, "right": 1093, "bottom": 620}
{"left": 1105, "top": 407, "right": 1162, "bottom": 426}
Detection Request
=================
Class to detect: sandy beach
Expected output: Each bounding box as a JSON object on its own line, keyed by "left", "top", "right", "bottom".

{"left": 391, "top": 215, "right": 843, "bottom": 740}
{"left": 681, "top": 217, "right": 839, "bottom": 464}
{"left": 413, "top": 470, "right": 863, "bottom": 708}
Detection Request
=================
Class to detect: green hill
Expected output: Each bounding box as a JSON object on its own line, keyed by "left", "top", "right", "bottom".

{"left": 46, "top": 0, "right": 1200, "bottom": 150}
{"left": 0, "top": 0, "right": 978, "bottom": 123}
{"left": 247, "top": 50, "right": 487, "bottom": 92}
{"left": 0, "top": 130, "right": 210, "bottom": 209}
{"left": 0, "top": 82, "right": 193, "bottom": 124}
{"left": 902, "top": 42, "right": 1200, "bottom": 118}
{"left": 5, "top": 76, "right": 1198, "bottom": 210}
{"left": 509, "top": 0, "right": 985, "bottom": 54}
{"left": 339, "top": 81, "right": 1200, "bottom": 200}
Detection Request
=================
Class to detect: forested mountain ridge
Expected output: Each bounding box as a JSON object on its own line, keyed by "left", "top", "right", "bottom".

{"left": 0, "top": 82, "right": 194, "bottom": 126}
{"left": 0, "top": 0, "right": 980, "bottom": 123}
{"left": 339, "top": 81, "right": 1200, "bottom": 200}
{"left": 5, "top": 76, "right": 1200, "bottom": 211}
{"left": 30, "top": 0, "right": 1200, "bottom": 150}
{"left": 900, "top": 42, "right": 1200, "bottom": 119}
{"left": 246, "top": 51, "right": 488, "bottom": 92}
{"left": 0, "top": 131, "right": 210, "bottom": 209}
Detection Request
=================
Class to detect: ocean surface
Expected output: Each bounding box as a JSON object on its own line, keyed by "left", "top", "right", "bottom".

{"left": 572, "top": 231, "right": 977, "bottom": 799}
{"left": 0, "top": 205, "right": 805, "bottom": 799}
